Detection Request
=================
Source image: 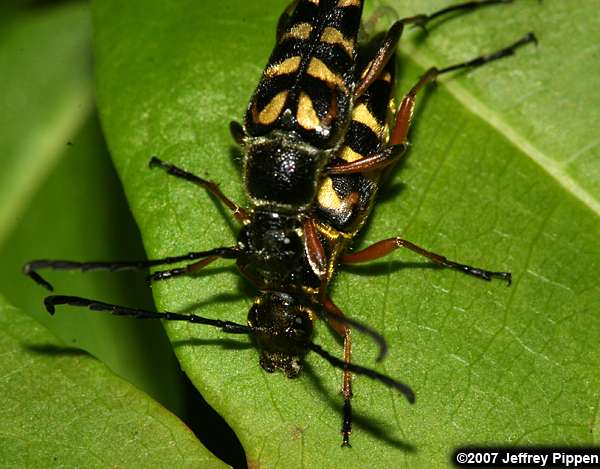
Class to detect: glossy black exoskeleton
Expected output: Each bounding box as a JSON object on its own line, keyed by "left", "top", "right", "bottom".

{"left": 24, "top": 0, "right": 536, "bottom": 447}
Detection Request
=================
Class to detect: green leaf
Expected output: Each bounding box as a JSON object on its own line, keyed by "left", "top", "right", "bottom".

{"left": 0, "top": 114, "right": 186, "bottom": 416}
{"left": 0, "top": 296, "right": 226, "bottom": 468}
{"left": 0, "top": 3, "right": 93, "bottom": 246}
{"left": 94, "top": 0, "right": 600, "bottom": 467}
{"left": 0, "top": 2, "right": 185, "bottom": 416}
{"left": 392, "top": 0, "right": 600, "bottom": 209}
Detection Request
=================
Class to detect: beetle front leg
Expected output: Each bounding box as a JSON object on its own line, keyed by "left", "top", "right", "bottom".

{"left": 150, "top": 157, "right": 250, "bottom": 223}
{"left": 303, "top": 217, "right": 329, "bottom": 295}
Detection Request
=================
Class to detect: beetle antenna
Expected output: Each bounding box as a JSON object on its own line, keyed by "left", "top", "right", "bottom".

{"left": 23, "top": 247, "right": 239, "bottom": 291}
{"left": 306, "top": 341, "right": 415, "bottom": 403}
{"left": 43, "top": 296, "right": 414, "bottom": 400}
{"left": 43, "top": 295, "right": 253, "bottom": 334}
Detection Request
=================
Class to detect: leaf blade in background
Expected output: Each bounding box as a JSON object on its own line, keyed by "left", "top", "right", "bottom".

{"left": 0, "top": 1, "right": 186, "bottom": 418}
{"left": 0, "top": 295, "right": 226, "bottom": 469}
{"left": 93, "top": 0, "right": 600, "bottom": 467}
{"left": 0, "top": 114, "right": 186, "bottom": 415}
{"left": 0, "top": 2, "right": 93, "bottom": 245}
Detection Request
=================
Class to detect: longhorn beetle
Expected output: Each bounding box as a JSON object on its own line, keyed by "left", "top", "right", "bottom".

{"left": 24, "top": 0, "right": 536, "bottom": 446}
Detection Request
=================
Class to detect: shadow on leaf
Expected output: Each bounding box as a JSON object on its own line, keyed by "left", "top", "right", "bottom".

{"left": 303, "top": 362, "right": 417, "bottom": 452}
{"left": 24, "top": 343, "right": 89, "bottom": 356}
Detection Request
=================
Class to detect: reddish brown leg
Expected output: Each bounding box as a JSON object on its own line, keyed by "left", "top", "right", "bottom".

{"left": 303, "top": 218, "right": 328, "bottom": 294}
{"left": 332, "top": 32, "right": 537, "bottom": 176}
{"left": 342, "top": 238, "right": 511, "bottom": 284}
{"left": 354, "top": 0, "right": 515, "bottom": 98}
{"left": 323, "top": 297, "right": 354, "bottom": 447}
{"left": 326, "top": 145, "right": 405, "bottom": 175}
{"left": 328, "top": 68, "right": 435, "bottom": 176}
{"left": 354, "top": 20, "right": 404, "bottom": 99}
{"left": 147, "top": 256, "right": 219, "bottom": 282}
{"left": 391, "top": 32, "right": 536, "bottom": 147}
{"left": 150, "top": 157, "right": 250, "bottom": 223}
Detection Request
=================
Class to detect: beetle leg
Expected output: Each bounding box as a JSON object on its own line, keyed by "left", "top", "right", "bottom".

{"left": 354, "top": 0, "right": 515, "bottom": 98}
{"left": 149, "top": 157, "right": 250, "bottom": 223}
{"left": 323, "top": 297, "right": 354, "bottom": 447}
{"left": 342, "top": 237, "right": 512, "bottom": 285}
{"left": 229, "top": 121, "right": 246, "bottom": 145}
{"left": 326, "top": 144, "right": 405, "bottom": 175}
{"left": 354, "top": 20, "right": 404, "bottom": 99}
{"left": 329, "top": 31, "right": 536, "bottom": 175}
{"left": 303, "top": 217, "right": 328, "bottom": 295}
{"left": 390, "top": 32, "right": 536, "bottom": 147}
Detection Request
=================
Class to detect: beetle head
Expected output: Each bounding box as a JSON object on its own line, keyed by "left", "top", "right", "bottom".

{"left": 247, "top": 291, "right": 314, "bottom": 378}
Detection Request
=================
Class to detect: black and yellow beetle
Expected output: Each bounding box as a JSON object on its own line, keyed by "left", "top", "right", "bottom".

{"left": 24, "top": 0, "right": 535, "bottom": 446}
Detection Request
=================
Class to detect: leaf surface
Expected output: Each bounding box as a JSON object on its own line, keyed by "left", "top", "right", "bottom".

{"left": 0, "top": 296, "right": 225, "bottom": 468}
{"left": 94, "top": 0, "right": 600, "bottom": 467}
{"left": 0, "top": 115, "right": 186, "bottom": 415}
{"left": 0, "top": 3, "right": 93, "bottom": 245}
{"left": 0, "top": 2, "right": 184, "bottom": 415}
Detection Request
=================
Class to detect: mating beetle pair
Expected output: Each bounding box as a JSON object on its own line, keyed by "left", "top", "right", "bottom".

{"left": 25, "top": 0, "right": 535, "bottom": 446}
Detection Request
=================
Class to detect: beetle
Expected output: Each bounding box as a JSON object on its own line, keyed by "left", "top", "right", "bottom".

{"left": 24, "top": 0, "right": 536, "bottom": 446}
{"left": 280, "top": 27, "right": 535, "bottom": 445}
{"left": 24, "top": 0, "right": 410, "bottom": 432}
